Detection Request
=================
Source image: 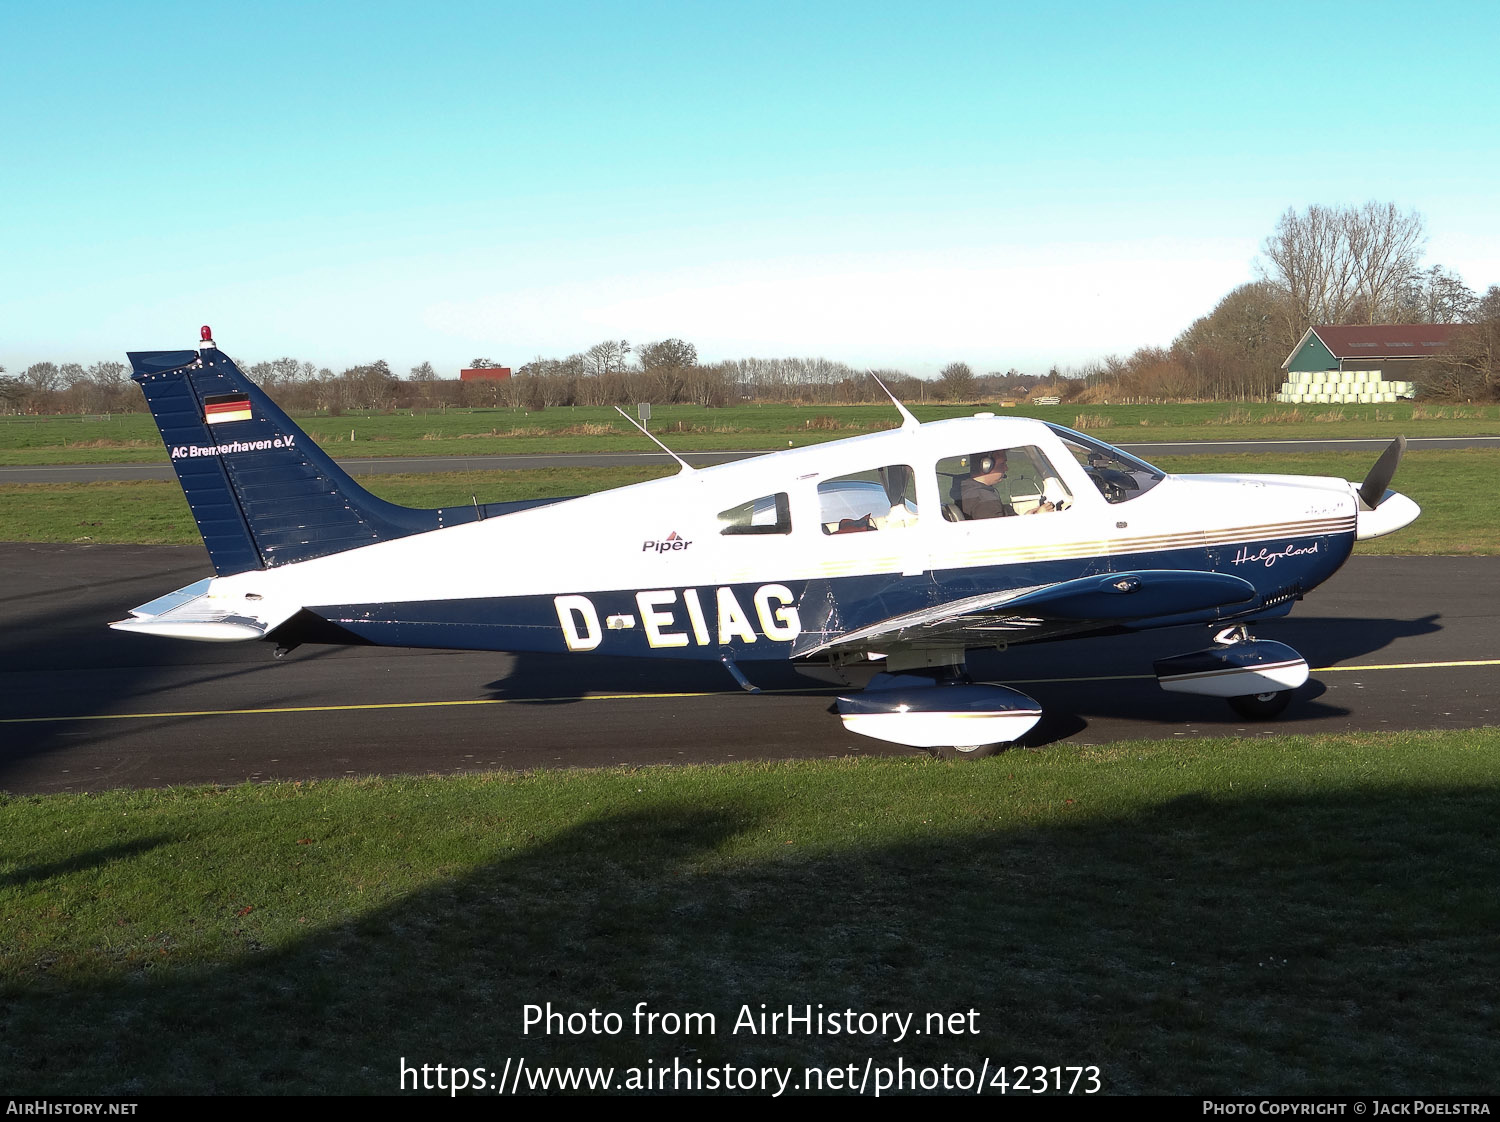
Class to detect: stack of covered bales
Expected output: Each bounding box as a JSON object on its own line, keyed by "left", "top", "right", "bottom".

{"left": 1275, "top": 371, "right": 1413, "bottom": 404}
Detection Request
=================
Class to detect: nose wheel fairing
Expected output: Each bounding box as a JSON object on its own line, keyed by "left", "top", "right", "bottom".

{"left": 1153, "top": 638, "right": 1310, "bottom": 699}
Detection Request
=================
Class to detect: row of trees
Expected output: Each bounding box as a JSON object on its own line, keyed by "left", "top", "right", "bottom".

{"left": 0, "top": 338, "right": 1036, "bottom": 415}
{"left": 1070, "top": 203, "right": 1500, "bottom": 403}
{"left": 5, "top": 203, "right": 1498, "bottom": 412}
{"left": 0, "top": 360, "right": 134, "bottom": 413}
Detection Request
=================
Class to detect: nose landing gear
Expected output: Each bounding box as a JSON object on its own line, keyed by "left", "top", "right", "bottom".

{"left": 1154, "top": 625, "right": 1307, "bottom": 720}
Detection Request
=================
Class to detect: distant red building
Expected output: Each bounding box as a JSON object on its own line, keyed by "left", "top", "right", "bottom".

{"left": 460, "top": 367, "right": 512, "bottom": 381}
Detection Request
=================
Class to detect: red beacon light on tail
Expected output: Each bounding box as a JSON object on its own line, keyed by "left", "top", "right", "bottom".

{"left": 200, "top": 325, "right": 215, "bottom": 348}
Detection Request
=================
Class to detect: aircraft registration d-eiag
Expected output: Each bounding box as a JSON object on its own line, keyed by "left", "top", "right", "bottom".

{"left": 113, "top": 328, "right": 1421, "bottom": 756}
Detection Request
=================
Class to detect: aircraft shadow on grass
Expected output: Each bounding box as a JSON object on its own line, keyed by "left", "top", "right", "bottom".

{"left": 4, "top": 787, "right": 1495, "bottom": 1096}
{"left": 0, "top": 836, "right": 179, "bottom": 890}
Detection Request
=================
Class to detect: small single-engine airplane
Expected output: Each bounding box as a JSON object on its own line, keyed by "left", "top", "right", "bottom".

{"left": 113, "top": 328, "right": 1420, "bottom": 756}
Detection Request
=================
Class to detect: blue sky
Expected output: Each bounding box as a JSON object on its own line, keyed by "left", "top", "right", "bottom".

{"left": 4, "top": 0, "right": 1498, "bottom": 377}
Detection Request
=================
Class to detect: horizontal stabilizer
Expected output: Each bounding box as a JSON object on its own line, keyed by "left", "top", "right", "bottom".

{"left": 110, "top": 617, "right": 268, "bottom": 643}
{"left": 110, "top": 580, "right": 297, "bottom": 643}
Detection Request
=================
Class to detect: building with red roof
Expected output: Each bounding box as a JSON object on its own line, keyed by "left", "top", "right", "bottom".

{"left": 1282, "top": 325, "right": 1458, "bottom": 375}
{"left": 1276, "top": 324, "right": 1455, "bottom": 403}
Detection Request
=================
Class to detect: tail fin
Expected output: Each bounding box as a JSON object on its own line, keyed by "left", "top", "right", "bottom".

{"left": 129, "top": 337, "right": 482, "bottom": 575}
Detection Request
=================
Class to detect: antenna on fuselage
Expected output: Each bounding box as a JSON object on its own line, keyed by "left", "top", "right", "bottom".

{"left": 867, "top": 371, "right": 920, "bottom": 430}
{"left": 613, "top": 406, "right": 695, "bottom": 475}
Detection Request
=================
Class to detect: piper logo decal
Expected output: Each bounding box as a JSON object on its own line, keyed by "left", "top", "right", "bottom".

{"left": 643, "top": 532, "right": 692, "bottom": 553}
{"left": 554, "top": 585, "right": 800, "bottom": 651}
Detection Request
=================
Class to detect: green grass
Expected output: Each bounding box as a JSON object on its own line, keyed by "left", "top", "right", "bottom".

{"left": 0, "top": 467, "right": 674, "bottom": 546}
{"left": 3, "top": 729, "right": 1497, "bottom": 1094}
{"left": 4, "top": 401, "right": 1500, "bottom": 464}
{"left": 1, "top": 452, "right": 1492, "bottom": 554}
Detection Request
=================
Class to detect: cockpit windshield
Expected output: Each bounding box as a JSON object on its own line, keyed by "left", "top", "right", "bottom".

{"left": 1044, "top": 423, "right": 1166, "bottom": 505}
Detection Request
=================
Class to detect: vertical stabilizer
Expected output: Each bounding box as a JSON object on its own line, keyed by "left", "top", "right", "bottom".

{"left": 128, "top": 338, "right": 481, "bottom": 575}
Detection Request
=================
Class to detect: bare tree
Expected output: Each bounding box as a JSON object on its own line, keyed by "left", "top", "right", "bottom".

{"left": 247, "top": 356, "right": 308, "bottom": 390}
{"left": 1425, "top": 285, "right": 1500, "bottom": 400}
{"left": 679, "top": 363, "right": 732, "bottom": 407}
{"left": 1344, "top": 202, "right": 1426, "bottom": 323}
{"left": 1258, "top": 204, "right": 1360, "bottom": 335}
{"left": 338, "top": 360, "right": 399, "bottom": 411}
{"left": 1258, "top": 202, "right": 1427, "bottom": 333}
{"left": 49, "top": 361, "right": 129, "bottom": 412}
{"left": 1171, "top": 281, "right": 1292, "bottom": 400}
{"left": 583, "top": 339, "right": 631, "bottom": 377}
{"left": 638, "top": 338, "right": 697, "bottom": 371}
{"left": 1398, "top": 265, "right": 1476, "bottom": 324}
{"left": 938, "top": 361, "right": 976, "bottom": 401}
{"left": 87, "top": 360, "right": 128, "bottom": 387}
{"left": 21, "top": 361, "right": 61, "bottom": 394}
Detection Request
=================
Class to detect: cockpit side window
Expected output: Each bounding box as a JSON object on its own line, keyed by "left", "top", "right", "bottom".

{"left": 718, "top": 492, "right": 792, "bottom": 535}
{"left": 937, "top": 446, "right": 1072, "bottom": 521}
{"left": 817, "top": 465, "right": 918, "bottom": 535}
{"left": 1044, "top": 424, "right": 1165, "bottom": 504}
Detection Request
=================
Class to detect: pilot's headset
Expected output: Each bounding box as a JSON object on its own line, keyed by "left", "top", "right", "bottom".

{"left": 974, "top": 451, "right": 1004, "bottom": 474}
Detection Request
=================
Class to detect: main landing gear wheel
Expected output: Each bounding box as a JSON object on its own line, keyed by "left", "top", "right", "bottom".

{"left": 935, "top": 743, "right": 1001, "bottom": 760}
{"left": 1228, "top": 690, "right": 1292, "bottom": 720}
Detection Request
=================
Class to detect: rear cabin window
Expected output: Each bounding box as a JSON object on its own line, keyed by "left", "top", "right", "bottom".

{"left": 938, "top": 446, "right": 1072, "bottom": 521}
{"left": 817, "top": 465, "right": 918, "bottom": 535}
{"left": 718, "top": 492, "right": 792, "bottom": 535}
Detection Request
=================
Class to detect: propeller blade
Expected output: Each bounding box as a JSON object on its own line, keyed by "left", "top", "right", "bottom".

{"left": 1358, "top": 436, "right": 1407, "bottom": 509}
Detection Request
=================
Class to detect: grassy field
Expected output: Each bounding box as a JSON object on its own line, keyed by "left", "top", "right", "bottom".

{"left": 3, "top": 400, "right": 1500, "bottom": 463}
{"left": 2, "top": 729, "right": 1496, "bottom": 1095}
{"left": 2, "top": 451, "right": 1494, "bottom": 554}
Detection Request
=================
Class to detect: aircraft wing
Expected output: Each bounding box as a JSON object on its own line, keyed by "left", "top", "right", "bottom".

{"left": 792, "top": 569, "right": 1259, "bottom": 657}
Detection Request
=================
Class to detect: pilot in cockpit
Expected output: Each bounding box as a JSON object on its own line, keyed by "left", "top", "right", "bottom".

{"left": 955, "top": 449, "right": 1055, "bottom": 520}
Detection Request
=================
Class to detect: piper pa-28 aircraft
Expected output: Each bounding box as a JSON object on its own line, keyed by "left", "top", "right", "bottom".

{"left": 113, "top": 329, "right": 1420, "bottom": 756}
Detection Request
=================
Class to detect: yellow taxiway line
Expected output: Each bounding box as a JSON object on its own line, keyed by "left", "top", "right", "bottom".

{"left": 1006, "top": 658, "right": 1500, "bottom": 686}
{"left": 1, "top": 658, "right": 1497, "bottom": 725}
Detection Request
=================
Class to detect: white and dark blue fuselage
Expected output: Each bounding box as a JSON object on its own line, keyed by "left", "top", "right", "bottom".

{"left": 213, "top": 424, "right": 1355, "bottom": 660}
{"left": 114, "top": 343, "right": 1417, "bottom": 752}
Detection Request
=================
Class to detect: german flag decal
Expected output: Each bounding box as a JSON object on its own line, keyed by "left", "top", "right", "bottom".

{"left": 204, "top": 392, "right": 252, "bottom": 425}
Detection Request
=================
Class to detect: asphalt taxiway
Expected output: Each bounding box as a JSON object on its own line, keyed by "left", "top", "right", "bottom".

{"left": 1, "top": 543, "right": 1495, "bottom": 794}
